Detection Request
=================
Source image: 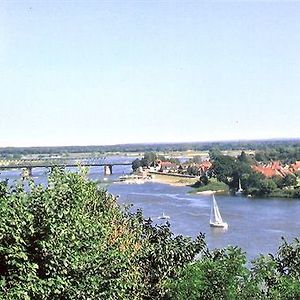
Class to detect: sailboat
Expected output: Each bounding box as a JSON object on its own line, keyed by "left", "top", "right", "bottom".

{"left": 158, "top": 212, "right": 170, "bottom": 220}
{"left": 210, "top": 195, "right": 228, "bottom": 228}
{"left": 236, "top": 178, "right": 243, "bottom": 195}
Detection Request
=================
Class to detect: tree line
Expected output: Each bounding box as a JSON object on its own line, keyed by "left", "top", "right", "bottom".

{"left": 1, "top": 139, "right": 300, "bottom": 158}
{"left": 131, "top": 152, "right": 180, "bottom": 172}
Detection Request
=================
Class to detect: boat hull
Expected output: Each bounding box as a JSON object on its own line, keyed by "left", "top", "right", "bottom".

{"left": 210, "top": 222, "right": 228, "bottom": 229}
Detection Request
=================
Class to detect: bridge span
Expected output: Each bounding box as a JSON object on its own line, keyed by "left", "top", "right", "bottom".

{"left": 0, "top": 158, "right": 133, "bottom": 177}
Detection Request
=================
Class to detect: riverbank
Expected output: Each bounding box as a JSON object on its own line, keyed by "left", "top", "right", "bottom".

{"left": 189, "top": 179, "right": 229, "bottom": 195}
{"left": 118, "top": 172, "right": 229, "bottom": 192}
{"left": 150, "top": 173, "right": 198, "bottom": 187}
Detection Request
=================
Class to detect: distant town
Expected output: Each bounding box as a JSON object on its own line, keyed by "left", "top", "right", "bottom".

{"left": 127, "top": 146, "right": 300, "bottom": 198}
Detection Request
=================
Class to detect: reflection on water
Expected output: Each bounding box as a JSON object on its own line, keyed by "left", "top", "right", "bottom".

{"left": 1, "top": 156, "right": 300, "bottom": 260}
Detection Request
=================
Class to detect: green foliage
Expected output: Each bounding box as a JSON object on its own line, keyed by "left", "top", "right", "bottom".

{"left": 209, "top": 151, "right": 252, "bottom": 190}
{"left": 0, "top": 170, "right": 204, "bottom": 299}
{"left": 138, "top": 219, "right": 205, "bottom": 299}
{"left": 166, "top": 238, "right": 300, "bottom": 300}
{"left": 187, "top": 165, "right": 199, "bottom": 176}
{"left": 251, "top": 238, "right": 300, "bottom": 299}
{"left": 255, "top": 146, "right": 300, "bottom": 164}
{"left": 0, "top": 180, "right": 8, "bottom": 198}
{"left": 292, "top": 188, "right": 300, "bottom": 198}
{"left": 210, "top": 154, "right": 237, "bottom": 185}
{"left": 0, "top": 169, "right": 147, "bottom": 299}
{"left": 141, "top": 152, "right": 158, "bottom": 167}
{"left": 1, "top": 140, "right": 300, "bottom": 158}
{"left": 238, "top": 151, "right": 255, "bottom": 165}
{"left": 165, "top": 246, "right": 258, "bottom": 300}
{"left": 209, "top": 150, "right": 299, "bottom": 197}
{"left": 242, "top": 175, "right": 278, "bottom": 197}
{"left": 188, "top": 156, "right": 203, "bottom": 164}
{"left": 131, "top": 152, "right": 159, "bottom": 170}
{"left": 259, "top": 179, "right": 277, "bottom": 196}
{"left": 277, "top": 174, "right": 297, "bottom": 189}
{"left": 2, "top": 169, "right": 300, "bottom": 299}
{"left": 132, "top": 152, "right": 180, "bottom": 171}
{"left": 199, "top": 175, "right": 209, "bottom": 185}
{"left": 132, "top": 158, "right": 141, "bottom": 171}
{"left": 191, "top": 179, "right": 228, "bottom": 193}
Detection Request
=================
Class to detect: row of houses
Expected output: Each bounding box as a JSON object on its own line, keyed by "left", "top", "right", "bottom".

{"left": 253, "top": 161, "right": 300, "bottom": 178}
{"left": 149, "top": 159, "right": 213, "bottom": 176}
{"left": 147, "top": 159, "right": 300, "bottom": 179}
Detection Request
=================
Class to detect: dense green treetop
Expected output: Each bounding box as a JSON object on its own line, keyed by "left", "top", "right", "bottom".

{"left": 255, "top": 146, "right": 300, "bottom": 164}
{"left": 0, "top": 169, "right": 204, "bottom": 299}
{"left": 165, "top": 239, "right": 300, "bottom": 300}
{"left": 132, "top": 152, "right": 180, "bottom": 171}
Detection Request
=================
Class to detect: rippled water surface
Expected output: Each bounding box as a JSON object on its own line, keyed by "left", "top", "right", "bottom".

{"left": 108, "top": 182, "right": 300, "bottom": 260}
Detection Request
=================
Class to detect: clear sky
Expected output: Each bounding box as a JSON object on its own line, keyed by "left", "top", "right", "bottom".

{"left": 0, "top": 1, "right": 299, "bottom": 147}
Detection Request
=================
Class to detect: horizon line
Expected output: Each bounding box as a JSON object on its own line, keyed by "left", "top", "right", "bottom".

{"left": 1, "top": 137, "right": 300, "bottom": 149}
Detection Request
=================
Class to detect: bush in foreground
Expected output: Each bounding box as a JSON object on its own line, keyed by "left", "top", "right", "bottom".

{"left": 165, "top": 239, "right": 300, "bottom": 299}
{"left": 1, "top": 170, "right": 300, "bottom": 299}
{"left": 0, "top": 169, "right": 205, "bottom": 299}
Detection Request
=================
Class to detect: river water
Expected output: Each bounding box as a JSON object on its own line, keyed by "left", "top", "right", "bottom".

{"left": 1, "top": 156, "right": 300, "bottom": 261}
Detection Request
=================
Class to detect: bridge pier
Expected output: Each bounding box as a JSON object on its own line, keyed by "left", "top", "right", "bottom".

{"left": 104, "top": 164, "right": 113, "bottom": 176}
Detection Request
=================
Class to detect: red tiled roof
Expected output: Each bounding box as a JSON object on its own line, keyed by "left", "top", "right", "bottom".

{"left": 160, "top": 161, "right": 175, "bottom": 167}
{"left": 253, "top": 161, "right": 293, "bottom": 178}
{"left": 253, "top": 166, "right": 280, "bottom": 177}
{"left": 201, "top": 161, "right": 212, "bottom": 168}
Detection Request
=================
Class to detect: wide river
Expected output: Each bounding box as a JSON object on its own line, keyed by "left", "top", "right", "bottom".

{"left": 1, "top": 156, "right": 300, "bottom": 261}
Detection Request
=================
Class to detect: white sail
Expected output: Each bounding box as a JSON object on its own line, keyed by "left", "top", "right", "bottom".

{"left": 210, "top": 195, "right": 223, "bottom": 223}
{"left": 236, "top": 178, "right": 243, "bottom": 194}
{"left": 210, "top": 195, "right": 228, "bottom": 228}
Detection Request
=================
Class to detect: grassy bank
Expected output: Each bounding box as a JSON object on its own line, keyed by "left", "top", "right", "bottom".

{"left": 189, "top": 178, "right": 229, "bottom": 194}
{"left": 269, "top": 188, "right": 300, "bottom": 198}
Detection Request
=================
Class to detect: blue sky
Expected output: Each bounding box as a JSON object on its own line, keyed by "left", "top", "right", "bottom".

{"left": 0, "top": 1, "right": 299, "bottom": 147}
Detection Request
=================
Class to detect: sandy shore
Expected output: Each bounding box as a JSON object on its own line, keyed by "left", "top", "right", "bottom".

{"left": 150, "top": 178, "right": 190, "bottom": 187}
{"left": 149, "top": 174, "right": 198, "bottom": 187}
{"left": 118, "top": 177, "right": 193, "bottom": 187}
{"left": 196, "top": 189, "right": 226, "bottom": 195}
{"left": 196, "top": 190, "right": 215, "bottom": 195}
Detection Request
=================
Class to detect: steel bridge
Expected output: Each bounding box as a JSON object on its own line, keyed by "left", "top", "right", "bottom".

{"left": 0, "top": 158, "right": 133, "bottom": 177}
